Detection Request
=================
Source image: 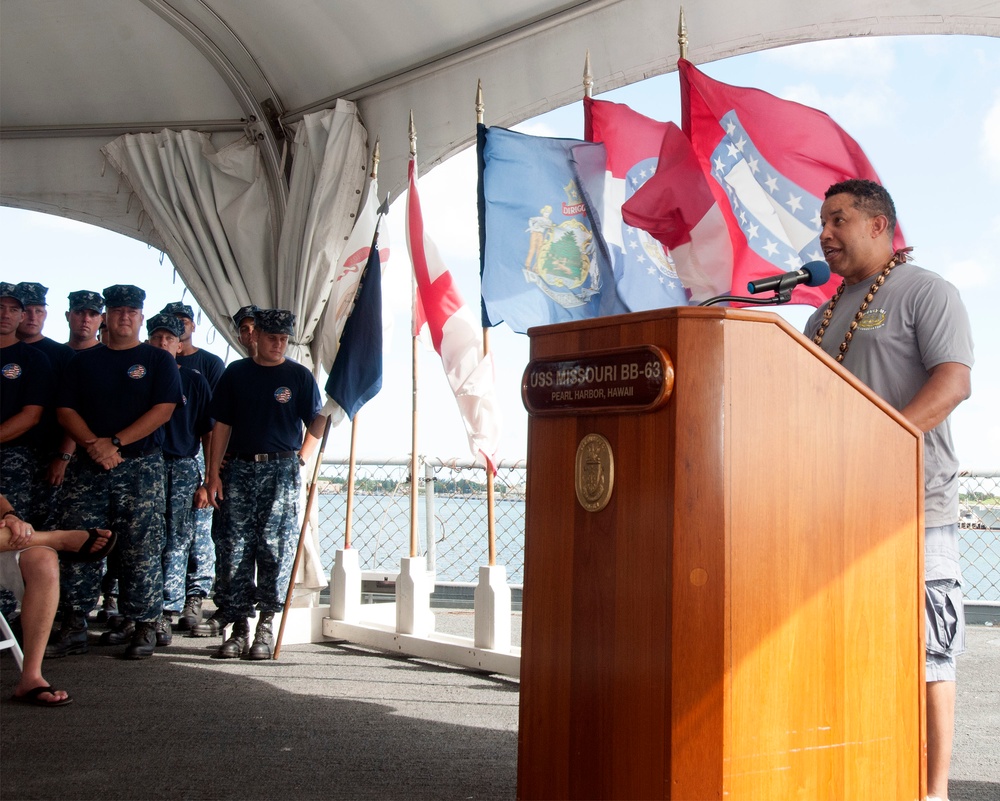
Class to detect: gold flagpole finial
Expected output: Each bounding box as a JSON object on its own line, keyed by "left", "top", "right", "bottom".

{"left": 408, "top": 110, "right": 417, "bottom": 158}
{"left": 476, "top": 79, "right": 484, "bottom": 125}
{"left": 678, "top": 7, "right": 688, "bottom": 62}
{"left": 370, "top": 137, "right": 380, "bottom": 180}
{"left": 583, "top": 50, "right": 593, "bottom": 98}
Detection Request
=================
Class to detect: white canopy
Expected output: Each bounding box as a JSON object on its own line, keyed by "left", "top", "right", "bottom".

{"left": 3, "top": 0, "right": 998, "bottom": 259}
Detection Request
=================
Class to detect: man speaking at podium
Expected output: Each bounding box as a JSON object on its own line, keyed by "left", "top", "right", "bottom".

{"left": 807, "top": 179, "right": 974, "bottom": 801}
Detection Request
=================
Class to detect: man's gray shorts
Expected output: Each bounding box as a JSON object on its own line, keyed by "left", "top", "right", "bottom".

{"left": 925, "top": 523, "right": 966, "bottom": 683}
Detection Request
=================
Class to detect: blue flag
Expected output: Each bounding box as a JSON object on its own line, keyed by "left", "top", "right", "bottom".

{"left": 325, "top": 235, "right": 383, "bottom": 420}
{"left": 480, "top": 126, "right": 626, "bottom": 333}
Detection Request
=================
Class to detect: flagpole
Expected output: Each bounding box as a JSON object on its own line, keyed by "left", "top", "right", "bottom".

{"left": 408, "top": 111, "right": 420, "bottom": 560}
{"left": 474, "top": 83, "right": 510, "bottom": 654}
{"left": 342, "top": 140, "right": 381, "bottom": 552}
{"left": 583, "top": 50, "right": 593, "bottom": 99}
{"left": 678, "top": 7, "right": 688, "bottom": 61}
{"left": 475, "top": 80, "right": 498, "bottom": 567}
{"left": 273, "top": 413, "right": 332, "bottom": 660}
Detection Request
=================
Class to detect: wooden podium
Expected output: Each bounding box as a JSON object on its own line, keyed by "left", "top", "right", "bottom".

{"left": 517, "top": 308, "right": 925, "bottom": 801}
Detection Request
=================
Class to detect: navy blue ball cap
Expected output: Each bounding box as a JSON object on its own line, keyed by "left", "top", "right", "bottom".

{"left": 0, "top": 281, "right": 26, "bottom": 308}
{"left": 232, "top": 304, "right": 259, "bottom": 328}
{"left": 146, "top": 313, "right": 185, "bottom": 338}
{"left": 255, "top": 308, "right": 295, "bottom": 335}
{"left": 68, "top": 290, "right": 105, "bottom": 313}
{"left": 103, "top": 284, "right": 146, "bottom": 309}
{"left": 160, "top": 301, "right": 195, "bottom": 320}
{"left": 15, "top": 281, "right": 48, "bottom": 306}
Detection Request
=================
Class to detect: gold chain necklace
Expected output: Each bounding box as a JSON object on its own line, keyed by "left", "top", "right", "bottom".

{"left": 812, "top": 248, "right": 912, "bottom": 363}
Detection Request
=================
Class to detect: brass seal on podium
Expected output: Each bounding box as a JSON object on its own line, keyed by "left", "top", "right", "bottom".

{"left": 575, "top": 433, "right": 614, "bottom": 512}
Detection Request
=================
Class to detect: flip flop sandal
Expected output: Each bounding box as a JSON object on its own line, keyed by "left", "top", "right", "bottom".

{"left": 11, "top": 685, "right": 74, "bottom": 707}
{"left": 60, "top": 529, "right": 117, "bottom": 563}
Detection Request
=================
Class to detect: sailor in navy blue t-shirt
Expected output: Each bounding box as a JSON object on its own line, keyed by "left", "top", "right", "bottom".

{"left": 52, "top": 290, "right": 106, "bottom": 482}
{"left": 47, "top": 284, "right": 182, "bottom": 661}
{"left": 12, "top": 281, "right": 75, "bottom": 526}
{"left": 160, "top": 301, "right": 224, "bottom": 632}
{"left": 161, "top": 302, "right": 225, "bottom": 391}
{"left": 0, "top": 282, "right": 55, "bottom": 618}
{"left": 145, "top": 314, "right": 214, "bottom": 647}
{"left": 196, "top": 308, "right": 323, "bottom": 660}
{"left": 0, "top": 282, "right": 54, "bottom": 520}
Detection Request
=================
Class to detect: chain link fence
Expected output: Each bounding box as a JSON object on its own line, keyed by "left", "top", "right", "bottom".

{"left": 314, "top": 461, "right": 999, "bottom": 601}
{"left": 316, "top": 457, "right": 526, "bottom": 585}
{"left": 959, "top": 471, "right": 1000, "bottom": 601}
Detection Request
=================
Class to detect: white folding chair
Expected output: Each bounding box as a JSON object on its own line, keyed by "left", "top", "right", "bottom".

{"left": 0, "top": 609, "right": 24, "bottom": 671}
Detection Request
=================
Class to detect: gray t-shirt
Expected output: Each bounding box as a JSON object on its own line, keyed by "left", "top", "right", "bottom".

{"left": 805, "top": 262, "right": 974, "bottom": 527}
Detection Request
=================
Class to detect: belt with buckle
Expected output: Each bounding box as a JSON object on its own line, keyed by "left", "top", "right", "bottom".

{"left": 228, "top": 451, "right": 297, "bottom": 463}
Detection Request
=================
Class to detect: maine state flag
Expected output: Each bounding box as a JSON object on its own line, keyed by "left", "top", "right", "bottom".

{"left": 479, "top": 125, "right": 626, "bottom": 333}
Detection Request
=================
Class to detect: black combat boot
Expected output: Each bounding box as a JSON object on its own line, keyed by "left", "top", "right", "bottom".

{"left": 176, "top": 596, "right": 203, "bottom": 630}
{"left": 247, "top": 612, "right": 274, "bottom": 661}
{"left": 124, "top": 621, "right": 157, "bottom": 659}
{"left": 44, "top": 607, "right": 89, "bottom": 658}
{"left": 98, "top": 616, "right": 135, "bottom": 646}
{"left": 213, "top": 618, "right": 249, "bottom": 659}
{"left": 95, "top": 594, "right": 119, "bottom": 627}
{"left": 190, "top": 611, "right": 227, "bottom": 638}
{"left": 156, "top": 612, "right": 173, "bottom": 647}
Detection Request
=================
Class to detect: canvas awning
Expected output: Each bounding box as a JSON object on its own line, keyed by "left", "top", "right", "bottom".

{"left": 3, "top": 1, "right": 997, "bottom": 271}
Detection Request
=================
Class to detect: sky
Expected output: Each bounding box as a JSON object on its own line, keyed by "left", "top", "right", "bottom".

{"left": 2, "top": 34, "right": 998, "bottom": 468}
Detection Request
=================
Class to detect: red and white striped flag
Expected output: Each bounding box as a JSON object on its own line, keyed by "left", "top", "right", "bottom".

{"left": 407, "top": 157, "right": 501, "bottom": 471}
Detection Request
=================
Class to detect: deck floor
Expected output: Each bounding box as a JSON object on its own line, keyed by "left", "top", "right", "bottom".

{"left": 2, "top": 612, "right": 997, "bottom": 800}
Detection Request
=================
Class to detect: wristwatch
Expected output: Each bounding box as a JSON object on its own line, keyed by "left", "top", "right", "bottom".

{"left": 59, "top": 452, "right": 72, "bottom": 461}
{"left": 111, "top": 436, "right": 123, "bottom": 449}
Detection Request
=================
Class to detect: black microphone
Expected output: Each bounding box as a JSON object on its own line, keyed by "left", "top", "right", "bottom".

{"left": 747, "top": 261, "right": 831, "bottom": 294}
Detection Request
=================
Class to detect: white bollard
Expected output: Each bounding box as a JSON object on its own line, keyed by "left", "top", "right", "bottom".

{"left": 396, "top": 556, "right": 434, "bottom": 636}
{"left": 474, "top": 564, "right": 512, "bottom": 651}
{"left": 329, "top": 548, "right": 361, "bottom": 622}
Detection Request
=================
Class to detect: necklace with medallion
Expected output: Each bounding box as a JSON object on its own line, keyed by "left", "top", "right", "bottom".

{"left": 812, "top": 248, "right": 913, "bottom": 363}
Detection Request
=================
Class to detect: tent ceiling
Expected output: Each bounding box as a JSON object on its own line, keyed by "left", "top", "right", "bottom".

{"left": 2, "top": 0, "right": 998, "bottom": 250}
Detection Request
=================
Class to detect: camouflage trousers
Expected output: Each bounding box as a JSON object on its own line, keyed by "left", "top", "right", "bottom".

{"left": 185, "top": 507, "right": 215, "bottom": 600}
{"left": 185, "top": 449, "right": 214, "bottom": 599}
{"left": 215, "top": 457, "right": 300, "bottom": 619}
{"left": 161, "top": 456, "right": 214, "bottom": 613}
{"left": 57, "top": 452, "right": 167, "bottom": 622}
{"left": 0, "top": 444, "right": 64, "bottom": 528}
{"left": 0, "top": 444, "right": 37, "bottom": 522}
{"left": 0, "top": 445, "right": 35, "bottom": 618}
{"left": 32, "top": 457, "right": 64, "bottom": 529}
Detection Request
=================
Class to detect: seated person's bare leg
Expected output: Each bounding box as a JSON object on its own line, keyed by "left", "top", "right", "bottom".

{"left": 11, "top": 547, "right": 65, "bottom": 702}
{"left": 0, "top": 528, "right": 110, "bottom": 554}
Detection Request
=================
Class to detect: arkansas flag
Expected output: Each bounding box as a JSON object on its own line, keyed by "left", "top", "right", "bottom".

{"left": 622, "top": 122, "right": 734, "bottom": 303}
{"left": 677, "top": 58, "right": 903, "bottom": 306}
{"left": 584, "top": 97, "right": 689, "bottom": 310}
{"left": 408, "top": 157, "right": 501, "bottom": 471}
